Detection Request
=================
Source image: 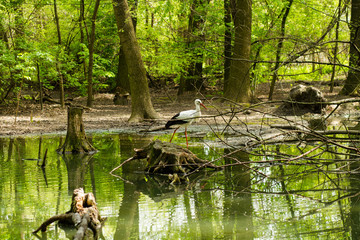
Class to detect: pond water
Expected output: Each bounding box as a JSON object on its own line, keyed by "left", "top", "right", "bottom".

{"left": 0, "top": 132, "right": 360, "bottom": 239}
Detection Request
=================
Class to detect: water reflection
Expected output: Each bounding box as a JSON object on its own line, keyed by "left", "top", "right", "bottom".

{"left": 223, "top": 149, "right": 253, "bottom": 239}
{"left": 1, "top": 134, "right": 360, "bottom": 239}
{"left": 61, "top": 154, "right": 95, "bottom": 194}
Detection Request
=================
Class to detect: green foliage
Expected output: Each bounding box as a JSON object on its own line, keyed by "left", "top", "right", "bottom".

{"left": 0, "top": 0, "right": 353, "bottom": 103}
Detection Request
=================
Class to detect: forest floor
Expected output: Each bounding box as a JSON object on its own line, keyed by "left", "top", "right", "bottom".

{"left": 0, "top": 81, "right": 352, "bottom": 137}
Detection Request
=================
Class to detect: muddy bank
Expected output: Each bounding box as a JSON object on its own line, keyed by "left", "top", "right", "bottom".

{"left": 0, "top": 82, "right": 349, "bottom": 137}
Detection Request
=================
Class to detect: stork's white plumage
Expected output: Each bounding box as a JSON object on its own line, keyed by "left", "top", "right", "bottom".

{"left": 165, "top": 99, "right": 206, "bottom": 147}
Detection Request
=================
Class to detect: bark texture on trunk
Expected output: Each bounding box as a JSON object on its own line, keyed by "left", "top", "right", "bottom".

{"left": 340, "top": 0, "right": 360, "bottom": 95}
{"left": 224, "top": 0, "right": 252, "bottom": 103}
{"left": 57, "top": 107, "right": 96, "bottom": 154}
{"left": 112, "top": 0, "right": 159, "bottom": 122}
{"left": 33, "top": 188, "right": 106, "bottom": 239}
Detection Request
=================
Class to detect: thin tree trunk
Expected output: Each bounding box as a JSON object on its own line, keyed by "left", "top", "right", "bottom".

{"left": 13, "top": 1, "right": 25, "bottom": 51}
{"left": 56, "top": 62, "right": 65, "bottom": 107}
{"left": 0, "top": 16, "right": 9, "bottom": 48}
{"left": 14, "top": 76, "right": 24, "bottom": 124}
{"left": 178, "top": 0, "right": 208, "bottom": 94}
{"left": 268, "top": 0, "right": 293, "bottom": 100}
{"left": 86, "top": 0, "right": 101, "bottom": 107}
{"left": 37, "top": 63, "right": 43, "bottom": 111}
{"left": 54, "top": 0, "right": 64, "bottom": 107}
{"left": 54, "top": 0, "right": 61, "bottom": 45}
{"left": 251, "top": 3, "right": 285, "bottom": 91}
{"left": 330, "top": 0, "right": 341, "bottom": 93}
{"left": 223, "top": 0, "right": 233, "bottom": 93}
{"left": 79, "top": 0, "right": 87, "bottom": 84}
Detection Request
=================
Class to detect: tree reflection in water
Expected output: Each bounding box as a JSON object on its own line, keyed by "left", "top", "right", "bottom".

{"left": 1, "top": 134, "right": 360, "bottom": 239}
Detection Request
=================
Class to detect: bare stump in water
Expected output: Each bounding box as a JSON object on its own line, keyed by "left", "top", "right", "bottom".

{"left": 112, "top": 140, "right": 220, "bottom": 184}
{"left": 33, "top": 188, "right": 106, "bottom": 239}
{"left": 57, "top": 107, "right": 96, "bottom": 154}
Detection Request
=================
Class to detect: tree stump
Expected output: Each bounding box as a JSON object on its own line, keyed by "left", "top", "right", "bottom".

{"left": 33, "top": 188, "right": 106, "bottom": 239}
{"left": 276, "top": 84, "right": 327, "bottom": 115}
{"left": 111, "top": 140, "right": 220, "bottom": 184}
{"left": 113, "top": 87, "right": 130, "bottom": 105}
{"left": 57, "top": 107, "right": 96, "bottom": 154}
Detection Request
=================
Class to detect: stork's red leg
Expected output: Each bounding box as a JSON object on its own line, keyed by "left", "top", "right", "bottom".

{"left": 169, "top": 127, "right": 179, "bottom": 143}
{"left": 185, "top": 127, "right": 188, "bottom": 148}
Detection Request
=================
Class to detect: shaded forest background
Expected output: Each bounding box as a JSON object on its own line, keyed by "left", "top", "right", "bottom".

{"left": 0, "top": 0, "right": 359, "bottom": 120}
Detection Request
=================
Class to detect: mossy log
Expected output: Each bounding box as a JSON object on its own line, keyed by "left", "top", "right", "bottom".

{"left": 33, "top": 188, "right": 106, "bottom": 239}
{"left": 112, "top": 140, "right": 220, "bottom": 184}
{"left": 57, "top": 107, "right": 96, "bottom": 154}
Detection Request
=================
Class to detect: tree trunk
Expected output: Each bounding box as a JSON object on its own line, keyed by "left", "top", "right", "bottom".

{"left": 33, "top": 188, "right": 106, "bottom": 239}
{"left": 57, "top": 107, "right": 96, "bottom": 154}
{"left": 87, "top": 0, "right": 101, "bottom": 107}
{"left": 340, "top": 0, "right": 360, "bottom": 95}
{"left": 186, "top": 0, "right": 205, "bottom": 92}
{"left": 56, "top": 61, "right": 65, "bottom": 108}
{"left": 111, "top": 140, "right": 220, "bottom": 184}
{"left": 223, "top": 0, "right": 233, "bottom": 92}
{"left": 112, "top": 0, "right": 159, "bottom": 122}
{"left": 53, "top": 0, "right": 65, "bottom": 108}
{"left": 0, "top": 16, "right": 9, "bottom": 48}
{"left": 37, "top": 63, "right": 43, "bottom": 111}
{"left": 13, "top": 0, "right": 25, "bottom": 51}
{"left": 114, "top": 0, "right": 138, "bottom": 94}
{"left": 224, "top": 0, "right": 252, "bottom": 103}
{"left": 79, "top": 0, "right": 88, "bottom": 83}
{"left": 268, "top": 0, "right": 293, "bottom": 100}
{"left": 178, "top": 0, "right": 208, "bottom": 94}
{"left": 53, "top": 0, "right": 61, "bottom": 45}
{"left": 115, "top": 46, "right": 130, "bottom": 93}
{"left": 330, "top": 0, "right": 341, "bottom": 93}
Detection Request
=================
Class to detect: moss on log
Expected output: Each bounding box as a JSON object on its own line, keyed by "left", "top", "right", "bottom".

{"left": 57, "top": 107, "right": 96, "bottom": 154}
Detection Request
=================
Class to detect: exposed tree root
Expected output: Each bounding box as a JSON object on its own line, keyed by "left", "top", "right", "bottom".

{"left": 111, "top": 140, "right": 221, "bottom": 184}
{"left": 33, "top": 188, "right": 106, "bottom": 239}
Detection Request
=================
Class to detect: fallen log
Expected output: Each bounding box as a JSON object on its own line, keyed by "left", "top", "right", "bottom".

{"left": 33, "top": 188, "right": 106, "bottom": 239}
{"left": 111, "top": 140, "right": 221, "bottom": 184}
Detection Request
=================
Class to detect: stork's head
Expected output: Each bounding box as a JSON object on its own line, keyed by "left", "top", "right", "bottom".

{"left": 195, "top": 99, "right": 207, "bottom": 109}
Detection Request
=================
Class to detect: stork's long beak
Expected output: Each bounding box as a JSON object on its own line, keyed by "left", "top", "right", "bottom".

{"left": 200, "top": 103, "right": 207, "bottom": 109}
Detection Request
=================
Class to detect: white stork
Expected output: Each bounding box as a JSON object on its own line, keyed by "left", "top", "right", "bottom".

{"left": 165, "top": 99, "right": 207, "bottom": 147}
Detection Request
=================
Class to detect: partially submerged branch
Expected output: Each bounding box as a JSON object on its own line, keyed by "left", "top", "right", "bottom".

{"left": 111, "top": 140, "right": 221, "bottom": 184}
{"left": 33, "top": 188, "right": 106, "bottom": 239}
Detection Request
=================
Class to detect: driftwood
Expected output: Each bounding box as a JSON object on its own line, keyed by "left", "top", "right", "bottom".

{"left": 33, "top": 188, "right": 106, "bottom": 239}
{"left": 57, "top": 107, "right": 96, "bottom": 154}
{"left": 111, "top": 140, "right": 220, "bottom": 184}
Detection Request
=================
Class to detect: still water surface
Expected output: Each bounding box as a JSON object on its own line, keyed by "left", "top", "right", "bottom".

{"left": 0, "top": 133, "right": 359, "bottom": 239}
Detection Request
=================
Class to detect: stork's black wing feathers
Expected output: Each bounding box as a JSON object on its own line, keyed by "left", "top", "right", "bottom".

{"left": 165, "top": 113, "right": 191, "bottom": 129}
{"left": 170, "top": 113, "right": 180, "bottom": 119}
{"left": 165, "top": 119, "right": 190, "bottom": 129}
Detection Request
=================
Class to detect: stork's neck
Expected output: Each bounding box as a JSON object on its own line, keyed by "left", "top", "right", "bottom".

{"left": 195, "top": 103, "right": 201, "bottom": 112}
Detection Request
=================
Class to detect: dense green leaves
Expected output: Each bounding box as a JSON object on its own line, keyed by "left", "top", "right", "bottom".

{"left": 0, "top": 0, "right": 354, "bottom": 103}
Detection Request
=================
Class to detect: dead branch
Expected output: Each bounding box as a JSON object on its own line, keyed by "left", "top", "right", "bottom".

{"left": 110, "top": 140, "right": 221, "bottom": 184}
{"left": 33, "top": 188, "right": 105, "bottom": 239}
{"left": 33, "top": 213, "right": 74, "bottom": 233}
